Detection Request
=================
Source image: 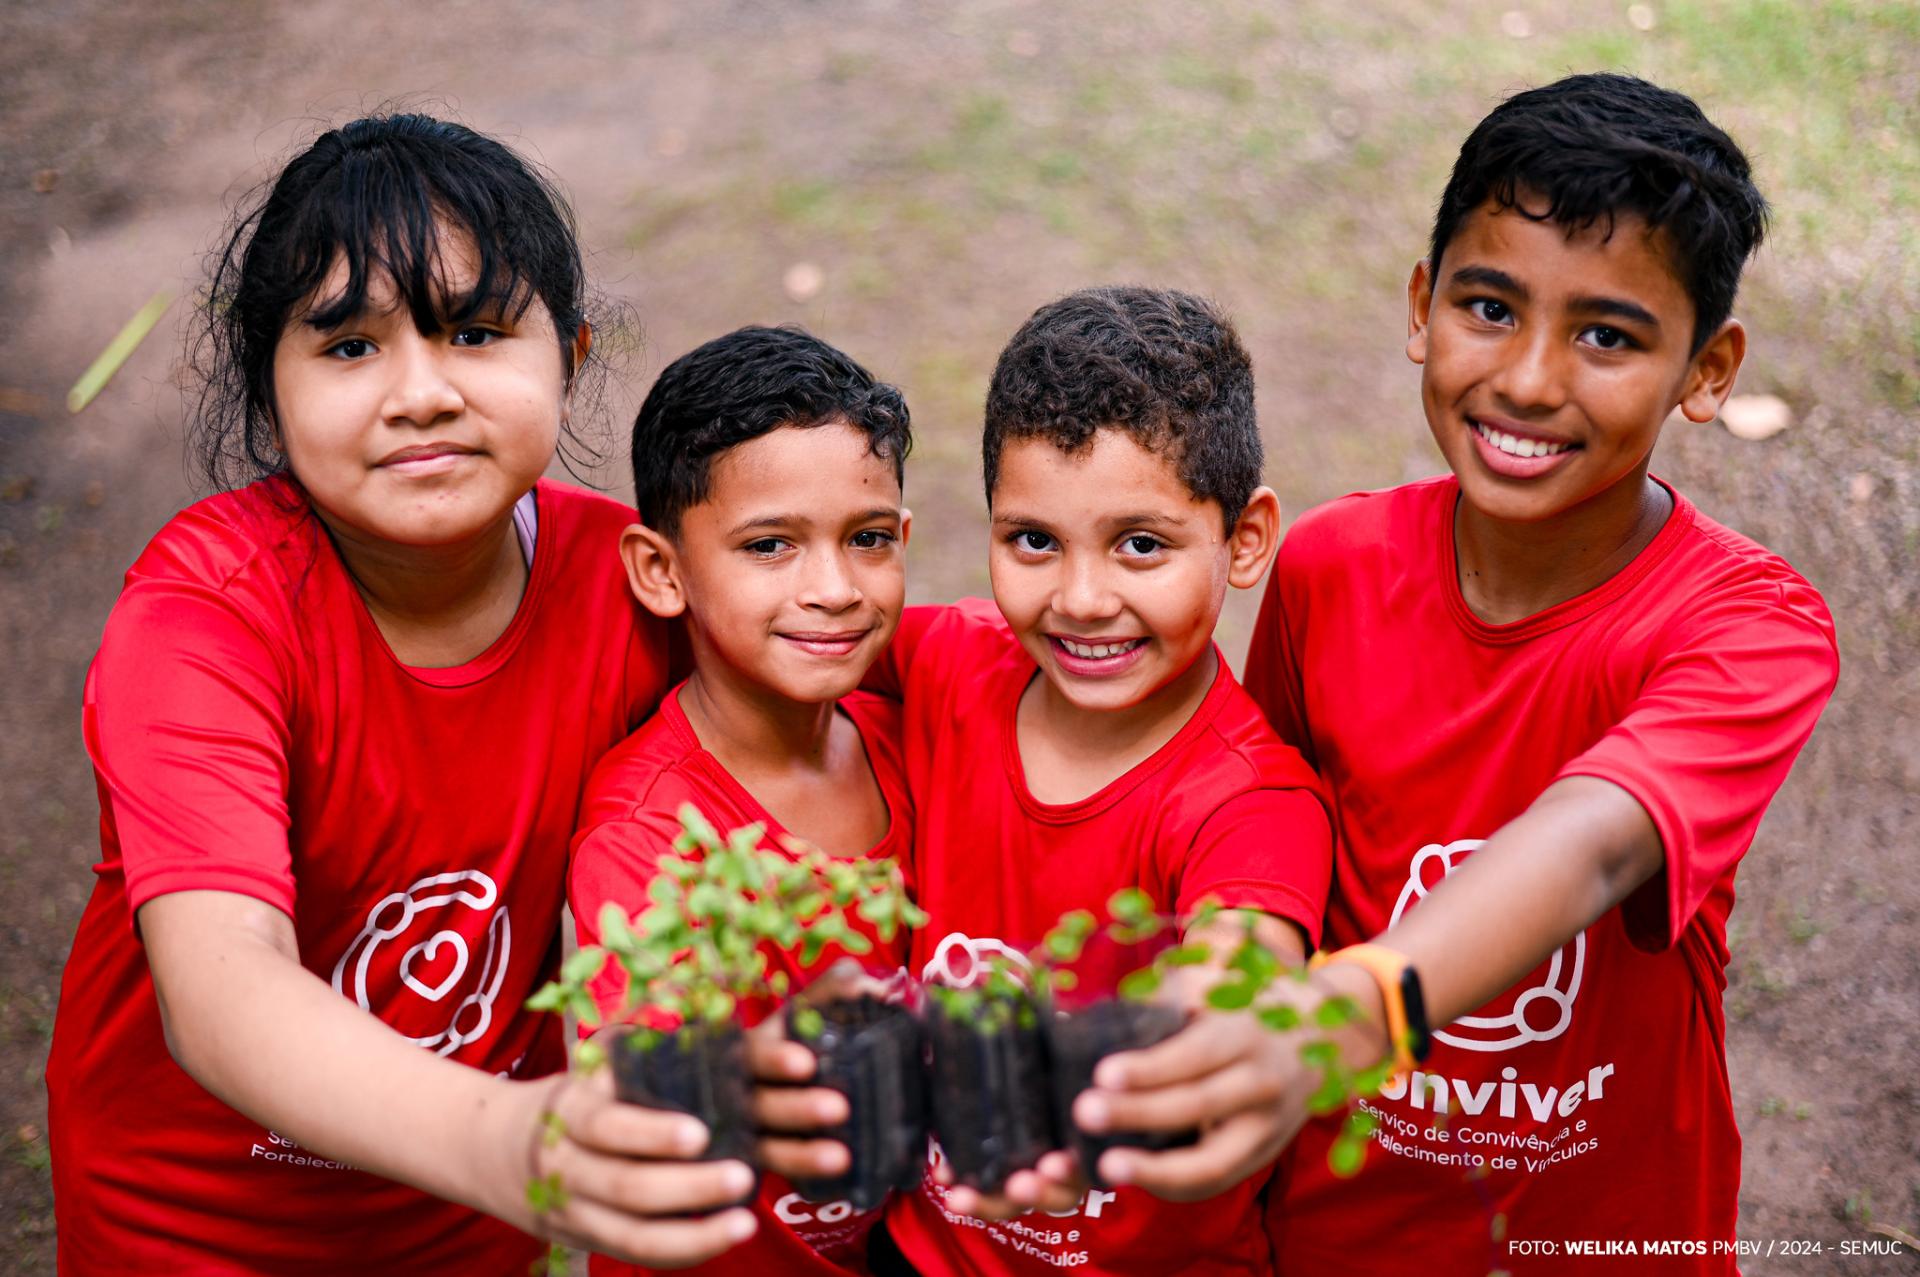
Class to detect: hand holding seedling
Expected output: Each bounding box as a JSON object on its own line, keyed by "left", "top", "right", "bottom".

{"left": 745, "top": 1006, "right": 854, "bottom": 1181}
{"left": 515, "top": 1051, "right": 761, "bottom": 1263}
{"left": 1073, "top": 954, "right": 1387, "bottom": 1201}
{"left": 528, "top": 806, "right": 923, "bottom": 1227}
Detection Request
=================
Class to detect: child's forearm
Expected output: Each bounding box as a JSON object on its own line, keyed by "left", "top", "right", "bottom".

{"left": 142, "top": 890, "right": 764, "bottom": 1263}
{"left": 1361, "top": 775, "right": 1664, "bottom": 1033}
{"left": 140, "top": 889, "right": 547, "bottom": 1229}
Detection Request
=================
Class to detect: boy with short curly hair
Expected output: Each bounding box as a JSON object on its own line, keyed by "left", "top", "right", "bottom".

{"left": 872, "top": 286, "right": 1333, "bottom": 1277}
{"left": 1079, "top": 74, "right": 1839, "bottom": 1275}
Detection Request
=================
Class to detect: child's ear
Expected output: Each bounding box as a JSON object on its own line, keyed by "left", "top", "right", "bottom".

{"left": 561, "top": 324, "right": 594, "bottom": 411}
{"left": 1676, "top": 317, "right": 1746, "bottom": 424}
{"left": 1406, "top": 259, "right": 1435, "bottom": 366}
{"left": 620, "top": 523, "right": 688, "bottom": 618}
{"left": 898, "top": 508, "right": 912, "bottom": 548}
{"left": 1226, "top": 486, "right": 1283, "bottom": 590}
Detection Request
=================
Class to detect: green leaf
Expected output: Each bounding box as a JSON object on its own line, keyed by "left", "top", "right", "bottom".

{"left": 1163, "top": 943, "right": 1213, "bottom": 967}
{"left": 1352, "top": 1062, "right": 1394, "bottom": 1096}
{"left": 648, "top": 874, "right": 682, "bottom": 905}
{"left": 526, "top": 1171, "right": 569, "bottom": 1214}
{"left": 793, "top": 1006, "right": 825, "bottom": 1040}
{"left": 1299, "top": 1040, "right": 1338, "bottom": 1070}
{"left": 563, "top": 946, "right": 608, "bottom": 986}
{"left": 1118, "top": 967, "right": 1162, "bottom": 1000}
{"left": 1328, "top": 1134, "right": 1367, "bottom": 1178}
{"left": 678, "top": 803, "right": 720, "bottom": 848}
{"left": 574, "top": 1039, "right": 606, "bottom": 1072}
{"left": 1108, "top": 887, "right": 1154, "bottom": 928}
{"left": 525, "top": 982, "right": 568, "bottom": 1013}
{"left": 1256, "top": 1004, "right": 1302, "bottom": 1032}
{"left": 598, "top": 903, "right": 638, "bottom": 951}
{"left": 1305, "top": 1074, "right": 1347, "bottom": 1115}
{"left": 1205, "top": 978, "right": 1256, "bottom": 1010}
{"left": 687, "top": 883, "right": 726, "bottom": 918}
{"left": 1313, "top": 995, "right": 1360, "bottom": 1029}
{"left": 1228, "top": 939, "right": 1281, "bottom": 988}
{"left": 568, "top": 990, "right": 602, "bottom": 1028}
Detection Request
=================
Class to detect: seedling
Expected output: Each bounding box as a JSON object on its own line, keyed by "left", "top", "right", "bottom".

{"left": 786, "top": 964, "right": 928, "bottom": 1210}
{"left": 924, "top": 955, "right": 1056, "bottom": 1194}
{"left": 528, "top": 804, "right": 921, "bottom": 1179}
{"left": 1035, "top": 890, "right": 1389, "bottom": 1182}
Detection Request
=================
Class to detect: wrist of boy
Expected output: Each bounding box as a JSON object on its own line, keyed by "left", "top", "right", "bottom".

{"left": 1307, "top": 960, "right": 1395, "bottom": 1073}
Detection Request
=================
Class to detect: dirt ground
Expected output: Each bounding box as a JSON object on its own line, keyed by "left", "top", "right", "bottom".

{"left": 2, "top": 1, "right": 1915, "bottom": 1272}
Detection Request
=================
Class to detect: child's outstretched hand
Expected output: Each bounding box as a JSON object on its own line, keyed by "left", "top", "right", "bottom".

{"left": 934, "top": 1149, "right": 1087, "bottom": 1220}
{"left": 1070, "top": 959, "right": 1386, "bottom": 1201}
{"left": 745, "top": 1016, "right": 854, "bottom": 1181}
{"left": 517, "top": 1052, "right": 760, "bottom": 1267}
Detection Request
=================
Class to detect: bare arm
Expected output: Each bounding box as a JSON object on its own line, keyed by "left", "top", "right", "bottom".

{"left": 1366, "top": 776, "right": 1661, "bottom": 1028}
{"left": 141, "top": 889, "right": 759, "bottom": 1265}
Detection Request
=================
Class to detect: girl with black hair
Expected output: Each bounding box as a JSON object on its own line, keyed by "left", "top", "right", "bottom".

{"left": 46, "top": 115, "right": 765, "bottom": 1273}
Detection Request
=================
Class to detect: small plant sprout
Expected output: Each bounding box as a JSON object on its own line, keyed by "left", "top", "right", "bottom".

{"left": 1033, "top": 889, "right": 1393, "bottom": 1180}
{"left": 528, "top": 803, "right": 923, "bottom": 1047}
{"left": 523, "top": 804, "right": 923, "bottom": 1203}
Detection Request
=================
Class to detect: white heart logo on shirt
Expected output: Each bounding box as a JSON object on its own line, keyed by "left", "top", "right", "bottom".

{"left": 400, "top": 931, "right": 470, "bottom": 1003}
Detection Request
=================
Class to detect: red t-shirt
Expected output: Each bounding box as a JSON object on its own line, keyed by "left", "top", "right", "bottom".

{"left": 1246, "top": 477, "right": 1839, "bottom": 1275}
{"left": 569, "top": 684, "right": 916, "bottom": 1277}
{"left": 875, "top": 600, "right": 1333, "bottom": 1277}
{"left": 47, "top": 476, "right": 670, "bottom": 1276}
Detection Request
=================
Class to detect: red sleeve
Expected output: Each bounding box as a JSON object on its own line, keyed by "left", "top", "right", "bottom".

{"left": 568, "top": 809, "right": 690, "bottom": 1023}
{"left": 1557, "top": 588, "right": 1838, "bottom": 951}
{"left": 1177, "top": 787, "right": 1332, "bottom": 949}
{"left": 568, "top": 809, "right": 689, "bottom": 944}
{"left": 84, "top": 581, "right": 297, "bottom": 924}
{"left": 1243, "top": 561, "right": 1317, "bottom": 764}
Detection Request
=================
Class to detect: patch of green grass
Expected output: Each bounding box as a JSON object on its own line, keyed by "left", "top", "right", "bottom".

{"left": 13, "top": 1141, "right": 49, "bottom": 1177}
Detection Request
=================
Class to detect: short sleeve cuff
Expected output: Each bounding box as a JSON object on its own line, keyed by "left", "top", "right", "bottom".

{"left": 124, "top": 862, "right": 297, "bottom": 933}
{"left": 1555, "top": 760, "right": 1685, "bottom": 953}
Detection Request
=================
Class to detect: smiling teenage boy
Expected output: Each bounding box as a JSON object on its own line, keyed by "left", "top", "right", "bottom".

{"left": 1076, "top": 75, "right": 1840, "bottom": 1273}
{"left": 872, "top": 287, "right": 1333, "bottom": 1277}
{"left": 566, "top": 326, "right": 917, "bottom": 1276}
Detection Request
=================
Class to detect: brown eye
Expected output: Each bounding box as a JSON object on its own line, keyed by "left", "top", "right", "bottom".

{"left": 1011, "top": 530, "right": 1055, "bottom": 553}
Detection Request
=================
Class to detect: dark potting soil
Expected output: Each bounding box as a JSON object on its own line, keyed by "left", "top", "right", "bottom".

{"left": 786, "top": 994, "right": 929, "bottom": 1210}
{"left": 926, "top": 992, "right": 1055, "bottom": 1194}
{"left": 611, "top": 1022, "right": 759, "bottom": 1177}
{"left": 1046, "top": 998, "right": 1195, "bottom": 1187}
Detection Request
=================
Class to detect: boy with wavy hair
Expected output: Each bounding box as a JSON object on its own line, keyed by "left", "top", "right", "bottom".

{"left": 871, "top": 286, "right": 1333, "bottom": 1277}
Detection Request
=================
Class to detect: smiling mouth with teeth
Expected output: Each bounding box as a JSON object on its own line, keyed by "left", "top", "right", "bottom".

{"left": 1470, "top": 418, "right": 1578, "bottom": 459}
{"left": 1054, "top": 636, "right": 1148, "bottom": 660}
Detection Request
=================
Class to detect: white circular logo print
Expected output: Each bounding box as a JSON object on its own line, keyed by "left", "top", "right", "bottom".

{"left": 921, "top": 931, "right": 1031, "bottom": 988}
{"left": 1389, "top": 840, "right": 1584, "bottom": 1053}
{"left": 331, "top": 870, "right": 512, "bottom": 1057}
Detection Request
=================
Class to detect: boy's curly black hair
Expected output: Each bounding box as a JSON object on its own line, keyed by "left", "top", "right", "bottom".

{"left": 631, "top": 325, "right": 910, "bottom": 536}
{"left": 983, "top": 286, "right": 1259, "bottom": 533}
{"left": 1430, "top": 73, "right": 1768, "bottom": 353}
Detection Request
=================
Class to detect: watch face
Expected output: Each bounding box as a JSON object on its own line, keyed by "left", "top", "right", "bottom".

{"left": 1398, "top": 965, "right": 1433, "bottom": 1063}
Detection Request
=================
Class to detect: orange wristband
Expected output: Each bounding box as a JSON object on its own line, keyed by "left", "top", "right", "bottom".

{"left": 1309, "top": 943, "right": 1421, "bottom": 1080}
